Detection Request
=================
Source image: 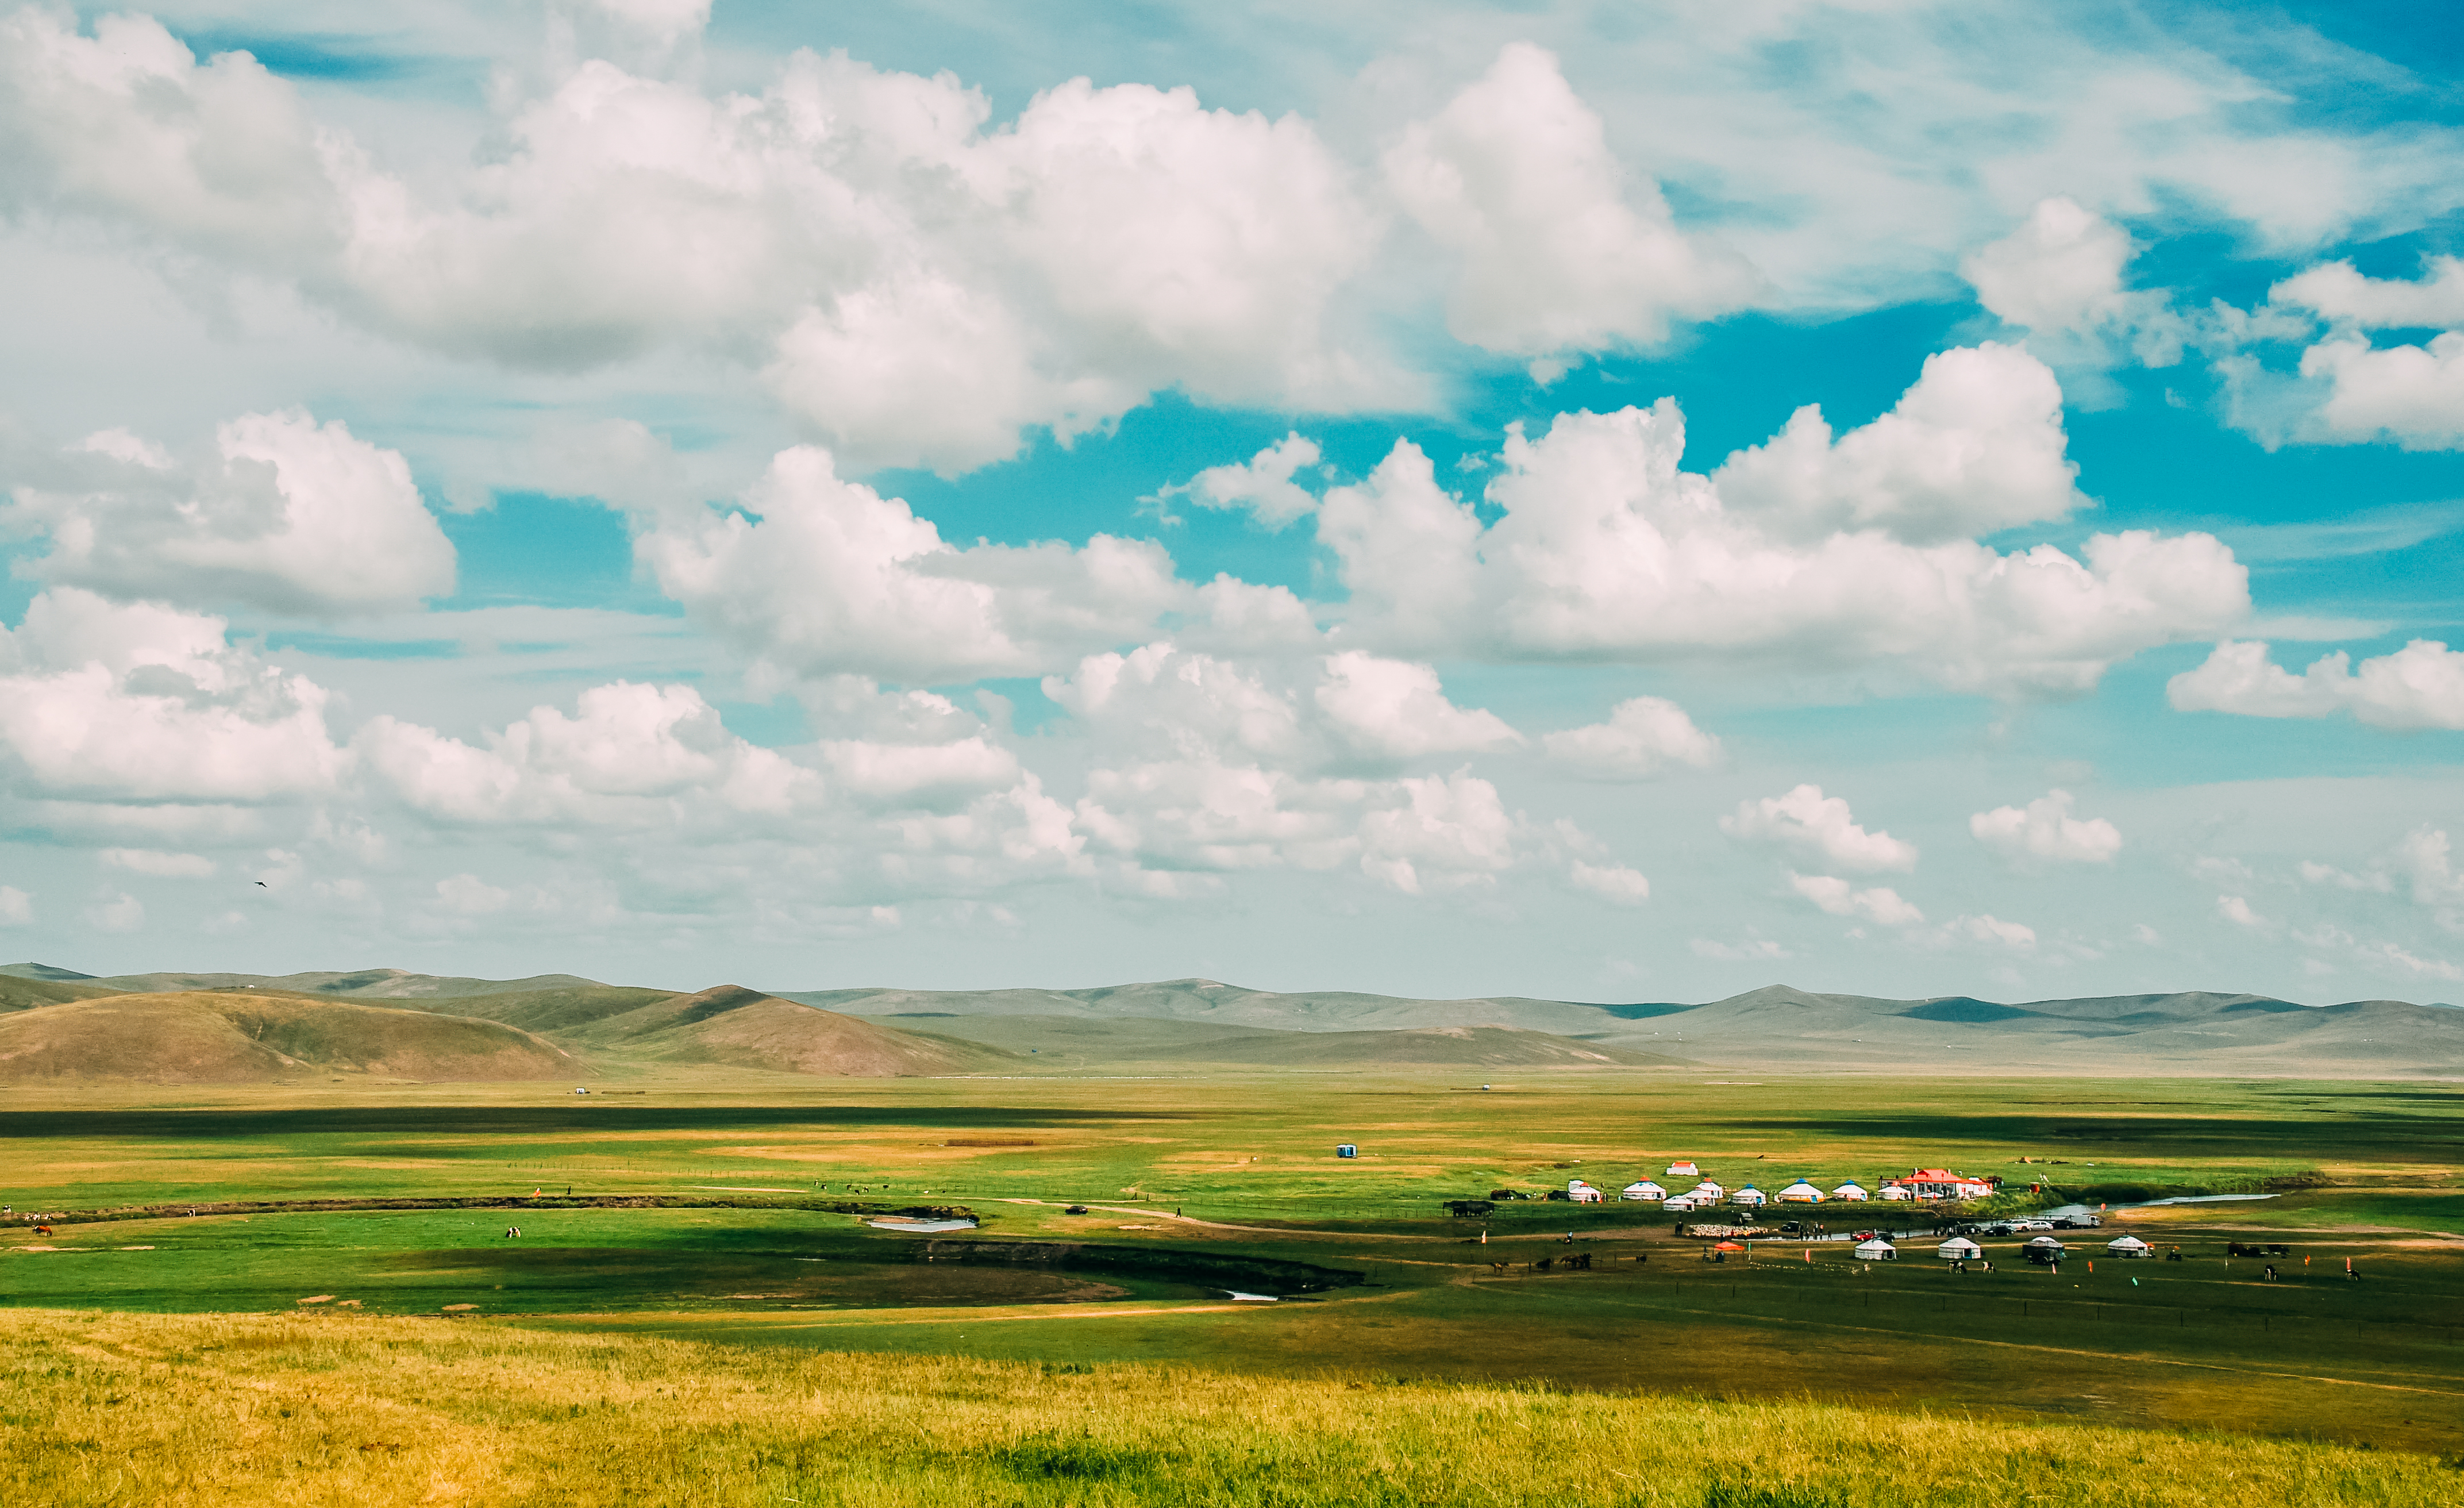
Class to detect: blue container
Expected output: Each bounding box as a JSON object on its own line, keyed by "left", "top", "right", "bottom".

{"left": 1336, "top": 1144, "right": 1358, "bottom": 1158}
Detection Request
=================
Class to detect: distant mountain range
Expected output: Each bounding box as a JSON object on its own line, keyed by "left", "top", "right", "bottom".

{"left": 3, "top": 963, "right": 2458, "bottom": 1081}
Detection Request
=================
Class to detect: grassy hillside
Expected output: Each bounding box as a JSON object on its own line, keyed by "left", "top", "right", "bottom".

{"left": 887, "top": 1011, "right": 1686, "bottom": 1068}
{"left": 0, "top": 1309, "right": 2443, "bottom": 1506}
{"left": 76, "top": 967, "right": 610, "bottom": 1000}
{"left": 0, "top": 974, "right": 120, "bottom": 1014}
{"left": 556, "top": 984, "right": 1018, "bottom": 1076}
{"left": 0, "top": 991, "right": 577, "bottom": 1083}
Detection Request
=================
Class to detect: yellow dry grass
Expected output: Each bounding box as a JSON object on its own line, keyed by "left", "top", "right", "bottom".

{"left": 0, "top": 1308, "right": 2450, "bottom": 1506}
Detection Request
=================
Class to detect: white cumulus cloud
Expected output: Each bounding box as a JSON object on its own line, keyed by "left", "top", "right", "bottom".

{"left": 0, "top": 885, "right": 29, "bottom": 925}
{"left": 1568, "top": 859, "right": 1650, "bottom": 906}
{"left": 98, "top": 847, "right": 217, "bottom": 878}
{"left": 1722, "top": 785, "right": 1918, "bottom": 874}
{"left": 1789, "top": 871, "right": 1924, "bottom": 926}
{"left": 1969, "top": 790, "right": 2122, "bottom": 865}
{"left": 1172, "top": 433, "right": 1323, "bottom": 529}
{"left": 2168, "top": 639, "right": 2464, "bottom": 730}
{"left": 1542, "top": 696, "right": 1720, "bottom": 780}
{"left": 1384, "top": 43, "right": 1759, "bottom": 361}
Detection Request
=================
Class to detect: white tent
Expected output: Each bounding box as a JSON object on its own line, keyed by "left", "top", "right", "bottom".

{"left": 1854, "top": 1237, "right": 1896, "bottom": 1260}
{"left": 2107, "top": 1236, "right": 2152, "bottom": 1257}
{"left": 1877, "top": 1184, "right": 1915, "bottom": 1202}
{"left": 1936, "top": 1237, "right": 1981, "bottom": 1260}
{"left": 1831, "top": 1182, "right": 1869, "bottom": 1201}
{"left": 1569, "top": 1180, "right": 1603, "bottom": 1203}
{"left": 1776, "top": 1180, "right": 1824, "bottom": 1203}
{"left": 1664, "top": 1194, "right": 1700, "bottom": 1212}
{"left": 1666, "top": 1161, "right": 1700, "bottom": 1177}
{"left": 1689, "top": 1180, "right": 1725, "bottom": 1200}
{"left": 1621, "top": 1180, "right": 1666, "bottom": 1201}
{"left": 1731, "top": 1185, "right": 1768, "bottom": 1206}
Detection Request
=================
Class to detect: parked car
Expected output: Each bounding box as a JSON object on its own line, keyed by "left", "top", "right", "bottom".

{"left": 2012, "top": 1218, "right": 2056, "bottom": 1230}
{"left": 1488, "top": 1188, "right": 1534, "bottom": 1201}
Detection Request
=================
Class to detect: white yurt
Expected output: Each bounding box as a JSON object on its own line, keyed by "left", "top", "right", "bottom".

{"left": 1662, "top": 1194, "right": 1698, "bottom": 1212}
{"left": 1831, "top": 1182, "right": 1870, "bottom": 1201}
{"left": 2107, "top": 1236, "right": 2152, "bottom": 1257}
{"left": 1731, "top": 1185, "right": 1768, "bottom": 1207}
{"left": 1690, "top": 1180, "right": 1726, "bottom": 1201}
{"left": 1937, "top": 1236, "right": 1982, "bottom": 1260}
{"left": 1776, "top": 1179, "right": 1824, "bottom": 1203}
{"left": 1877, "top": 1184, "right": 1915, "bottom": 1202}
{"left": 1622, "top": 1180, "right": 1666, "bottom": 1201}
{"left": 1569, "top": 1180, "right": 1603, "bottom": 1203}
{"left": 1666, "top": 1160, "right": 1701, "bottom": 1178}
{"left": 1854, "top": 1237, "right": 1897, "bottom": 1260}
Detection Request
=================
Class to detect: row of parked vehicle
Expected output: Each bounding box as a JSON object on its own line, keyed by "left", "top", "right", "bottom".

{"left": 1950, "top": 1214, "right": 2101, "bottom": 1236}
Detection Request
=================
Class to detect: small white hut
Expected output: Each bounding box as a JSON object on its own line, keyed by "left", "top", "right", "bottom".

{"left": 1877, "top": 1184, "right": 1916, "bottom": 1202}
{"left": 1569, "top": 1180, "right": 1603, "bottom": 1203}
{"left": 1831, "top": 1182, "right": 1870, "bottom": 1201}
{"left": 1622, "top": 1180, "right": 1666, "bottom": 1201}
{"left": 1776, "top": 1179, "right": 1824, "bottom": 1203}
{"left": 2106, "top": 1236, "right": 2152, "bottom": 1257}
{"left": 1936, "top": 1236, "right": 1982, "bottom": 1260}
{"left": 1689, "top": 1180, "right": 1726, "bottom": 1201}
{"left": 1662, "top": 1194, "right": 1699, "bottom": 1212}
{"left": 1666, "top": 1160, "right": 1701, "bottom": 1178}
{"left": 1731, "top": 1185, "right": 1768, "bottom": 1207}
{"left": 1854, "top": 1237, "right": 1897, "bottom": 1261}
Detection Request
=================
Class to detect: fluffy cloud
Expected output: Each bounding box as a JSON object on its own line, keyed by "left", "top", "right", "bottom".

{"left": 1384, "top": 43, "right": 1758, "bottom": 361}
{"left": 1172, "top": 433, "right": 1322, "bottom": 529}
{"left": 640, "top": 446, "right": 1184, "bottom": 686}
{"left": 1541, "top": 696, "right": 1719, "bottom": 780}
{"left": 4, "top": 411, "right": 453, "bottom": 616}
{"left": 1713, "top": 343, "right": 2080, "bottom": 544}
{"left": 0, "top": 884, "right": 29, "bottom": 925}
{"left": 1789, "top": 871, "right": 1923, "bottom": 926}
{"left": 1722, "top": 785, "right": 1918, "bottom": 874}
{"left": 1950, "top": 914, "right": 2036, "bottom": 951}
{"left": 2397, "top": 828, "right": 2464, "bottom": 910}
{"left": 1357, "top": 770, "right": 1517, "bottom": 894}
{"left": 0, "top": 588, "right": 345, "bottom": 803}
{"left": 2296, "top": 334, "right": 2464, "bottom": 449}
{"left": 1969, "top": 790, "right": 2122, "bottom": 865}
{"left": 1045, "top": 642, "right": 1512, "bottom": 772}
{"left": 2167, "top": 640, "right": 2464, "bottom": 730}
{"left": 0, "top": 14, "right": 1392, "bottom": 472}
{"left": 2273, "top": 257, "right": 2464, "bottom": 329}
{"left": 82, "top": 888, "right": 143, "bottom": 932}
{"left": 1960, "top": 199, "right": 2182, "bottom": 366}
{"left": 357, "top": 681, "right": 813, "bottom": 826}
{"left": 1316, "top": 378, "right": 2247, "bottom": 697}
{"left": 1314, "top": 653, "right": 1520, "bottom": 761}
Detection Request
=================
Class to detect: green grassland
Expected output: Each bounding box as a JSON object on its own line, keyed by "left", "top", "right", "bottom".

{"left": 5, "top": 1069, "right": 2464, "bottom": 1499}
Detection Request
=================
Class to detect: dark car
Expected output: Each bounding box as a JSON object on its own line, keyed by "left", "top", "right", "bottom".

{"left": 1488, "top": 1188, "right": 1533, "bottom": 1201}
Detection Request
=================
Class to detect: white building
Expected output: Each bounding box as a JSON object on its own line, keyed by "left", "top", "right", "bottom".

{"left": 1877, "top": 1184, "right": 1915, "bottom": 1202}
{"left": 1569, "top": 1180, "right": 1603, "bottom": 1203}
{"left": 1689, "top": 1180, "right": 1726, "bottom": 1201}
{"left": 1731, "top": 1185, "right": 1767, "bottom": 1207}
{"left": 2107, "top": 1236, "right": 2152, "bottom": 1257}
{"left": 1776, "top": 1180, "right": 1824, "bottom": 1203}
{"left": 1666, "top": 1161, "right": 1700, "bottom": 1178}
{"left": 1831, "top": 1182, "right": 1869, "bottom": 1201}
{"left": 1854, "top": 1237, "right": 1897, "bottom": 1260}
{"left": 1937, "top": 1237, "right": 1981, "bottom": 1260}
{"left": 1621, "top": 1180, "right": 1666, "bottom": 1201}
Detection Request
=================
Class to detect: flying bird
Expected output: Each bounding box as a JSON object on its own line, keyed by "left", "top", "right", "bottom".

{"left": 255, "top": 882, "right": 268, "bottom": 888}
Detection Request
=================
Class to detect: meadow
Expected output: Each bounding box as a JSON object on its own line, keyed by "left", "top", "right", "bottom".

{"left": 3, "top": 1068, "right": 2461, "bottom": 1498}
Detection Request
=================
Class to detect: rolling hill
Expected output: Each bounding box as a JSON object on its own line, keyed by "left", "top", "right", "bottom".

{"left": 16, "top": 961, "right": 2464, "bottom": 1078}
{"left": 0, "top": 990, "right": 578, "bottom": 1083}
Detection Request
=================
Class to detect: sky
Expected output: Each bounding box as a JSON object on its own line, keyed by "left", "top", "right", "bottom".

{"left": 2, "top": 1, "right": 2463, "bottom": 1003}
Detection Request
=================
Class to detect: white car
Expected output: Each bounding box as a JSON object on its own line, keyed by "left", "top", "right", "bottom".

{"left": 2012, "top": 1218, "right": 2054, "bottom": 1230}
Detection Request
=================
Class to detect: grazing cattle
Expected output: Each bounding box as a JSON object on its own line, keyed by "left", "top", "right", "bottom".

{"left": 1564, "top": 1252, "right": 1593, "bottom": 1271}
{"left": 1488, "top": 1262, "right": 1511, "bottom": 1275}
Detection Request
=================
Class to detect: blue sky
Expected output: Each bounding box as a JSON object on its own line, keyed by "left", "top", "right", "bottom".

{"left": 1, "top": 0, "right": 2462, "bottom": 1003}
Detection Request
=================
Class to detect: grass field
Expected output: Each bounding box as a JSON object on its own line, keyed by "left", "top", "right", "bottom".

{"left": 4, "top": 1068, "right": 2462, "bottom": 1497}
{"left": 4, "top": 1309, "right": 2455, "bottom": 1507}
